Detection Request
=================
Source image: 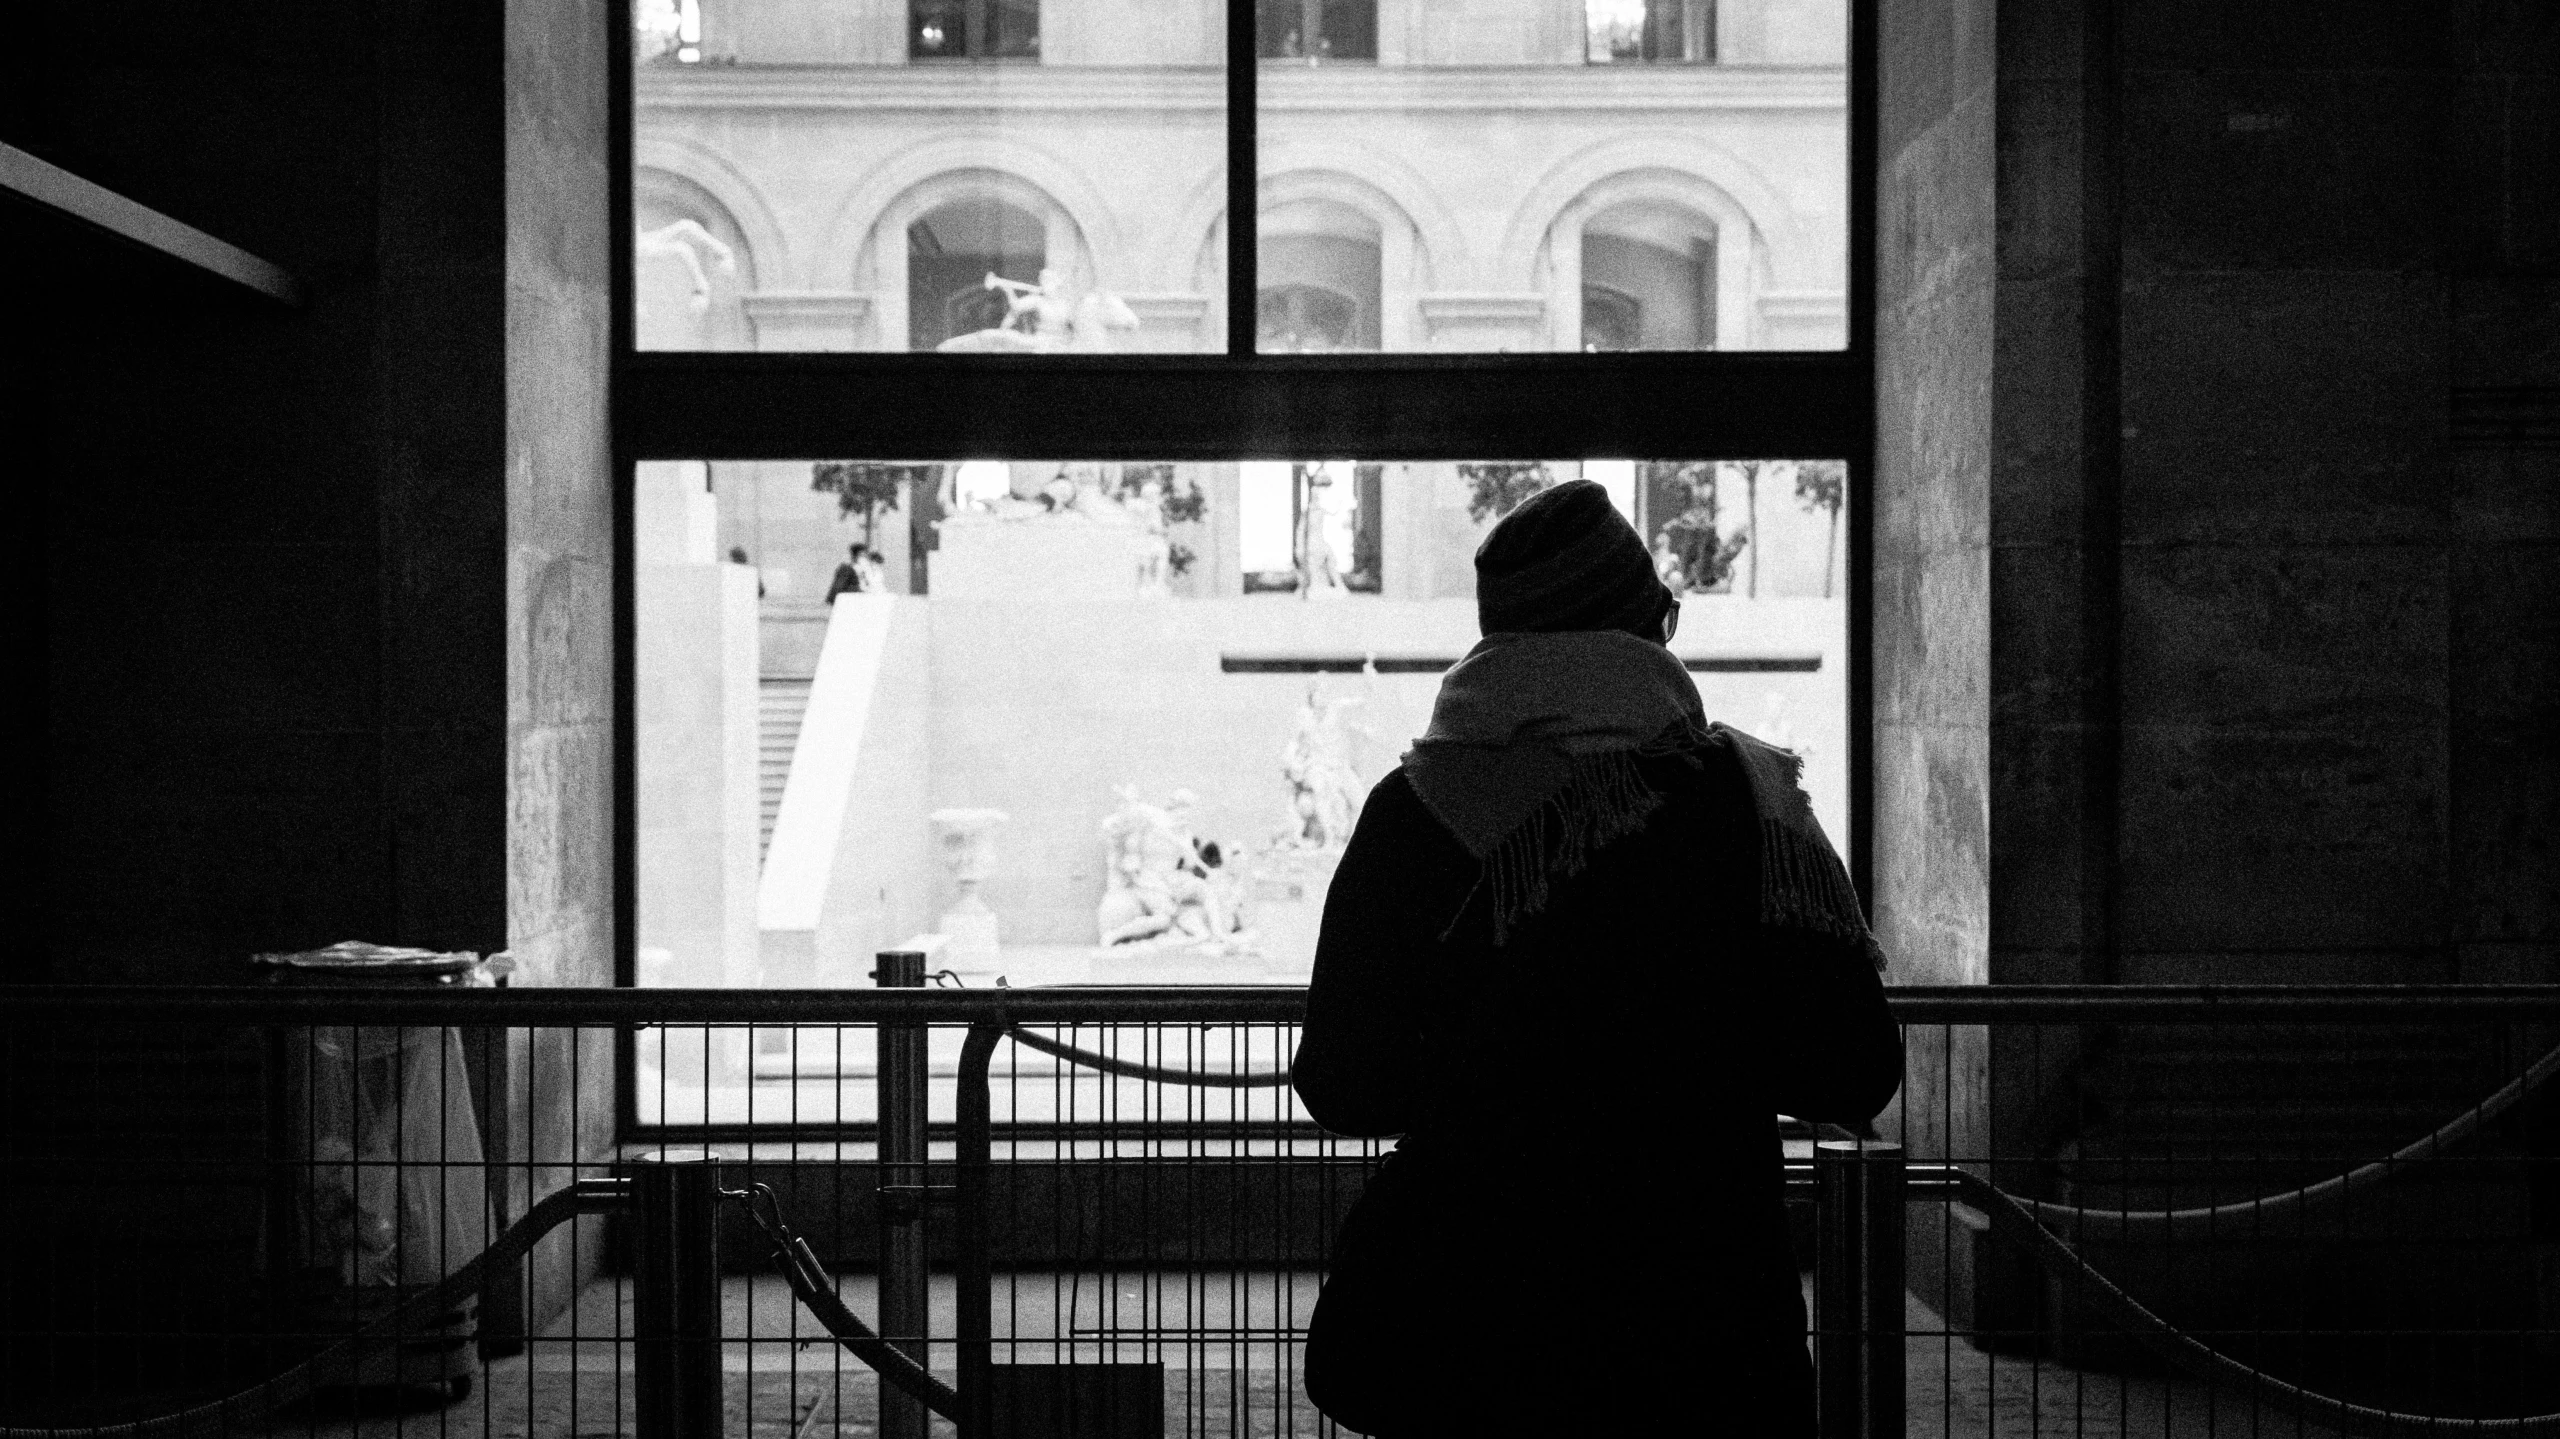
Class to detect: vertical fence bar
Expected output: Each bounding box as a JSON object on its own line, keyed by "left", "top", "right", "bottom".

{"left": 631, "top": 1151, "right": 724, "bottom": 1439}
{"left": 956, "top": 1021, "right": 1006, "bottom": 1439}
{"left": 874, "top": 950, "right": 930, "bottom": 1439}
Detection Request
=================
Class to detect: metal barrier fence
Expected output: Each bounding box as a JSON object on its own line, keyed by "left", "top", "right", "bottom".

{"left": 3, "top": 981, "right": 2557, "bottom": 1438}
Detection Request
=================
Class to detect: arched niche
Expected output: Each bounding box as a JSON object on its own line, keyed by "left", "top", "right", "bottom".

{"left": 1259, "top": 198, "right": 1382, "bottom": 352}
{"left": 1579, "top": 198, "right": 1720, "bottom": 351}
{"left": 904, "top": 194, "right": 1049, "bottom": 351}
{"left": 634, "top": 169, "right": 761, "bottom": 351}
{"left": 852, "top": 167, "right": 1091, "bottom": 352}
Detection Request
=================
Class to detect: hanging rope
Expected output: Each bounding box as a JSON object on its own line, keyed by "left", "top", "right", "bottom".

{"left": 1962, "top": 1172, "right": 2560, "bottom": 1436}
{"left": 723, "top": 1183, "right": 962, "bottom": 1423}
{"left": 1999, "top": 1037, "right": 2560, "bottom": 1237}
{"left": 999, "top": 1023, "right": 1293, "bottom": 1089}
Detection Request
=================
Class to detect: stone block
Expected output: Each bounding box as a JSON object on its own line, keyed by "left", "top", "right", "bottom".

{"left": 1872, "top": 720, "right": 1990, "bottom": 985}
{"left": 1993, "top": 78, "right": 2085, "bottom": 283}
{"left": 1990, "top": 279, "right": 2085, "bottom": 547}
{"left": 2115, "top": 949, "right": 2452, "bottom": 984}
{"left": 2120, "top": 271, "right": 2450, "bottom": 546}
{"left": 1883, "top": 92, "right": 1999, "bottom": 327}
{"left": 2444, "top": 72, "right": 2560, "bottom": 270}
{"left": 2124, "top": 68, "right": 2450, "bottom": 275}
{"left": 2117, "top": 719, "right": 2448, "bottom": 952}
{"left": 2450, "top": 275, "right": 2560, "bottom": 390}
{"left": 2119, "top": 543, "right": 2449, "bottom": 729}
{"left": 2124, "top": 0, "right": 2451, "bottom": 73}
{"left": 1987, "top": 718, "right": 2091, "bottom": 954}
{"left": 1989, "top": 541, "right": 2094, "bottom": 723}
{"left": 1875, "top": 547, "right": 1989, "bottom": 728}
{"left": 2450, "top": 543, "right": 2560, "bottom": 943}
{"left": 1880, "top": 0, "right": 1956, "bottom": 153}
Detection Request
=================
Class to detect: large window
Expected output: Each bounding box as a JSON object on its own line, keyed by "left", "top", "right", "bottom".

{"left": 630, "top": 0, "right": 1843, "bottom": 356}
{"left": 911, "top": 0, "right": 1040, "bottom": 60}
{"left": 1586, "top": 0, "right": 1716, "bottom": 64}
{"left": 618, "top": 0, "right": 1874, "bottom": 1021}
{"left": 1256, "top": 0, "right": 1376, "bottom": 60}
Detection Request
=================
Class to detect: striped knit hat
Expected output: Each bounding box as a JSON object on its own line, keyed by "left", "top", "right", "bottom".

{"left": 1474, "top": 479, "right": 1672, "bottom": 637}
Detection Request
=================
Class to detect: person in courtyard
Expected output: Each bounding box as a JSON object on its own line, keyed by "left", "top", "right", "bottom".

{"left": 824, "top": 543, "right": 871, "bottom": 601}
{"left": 1293, "top": 480, "right": 1902, "bottom": 1437}
{"left": 727, "top": 545, "right": 764, "bottom": 598}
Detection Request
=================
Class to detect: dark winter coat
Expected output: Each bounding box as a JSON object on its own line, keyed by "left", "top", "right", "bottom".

{"left": 1292, "top": 741, "right": 1902, "bottom": 1437}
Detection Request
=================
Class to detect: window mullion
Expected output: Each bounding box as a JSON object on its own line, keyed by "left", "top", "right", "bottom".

{"left": 1226, "top": 0, "right": 1258, "bottom": 355}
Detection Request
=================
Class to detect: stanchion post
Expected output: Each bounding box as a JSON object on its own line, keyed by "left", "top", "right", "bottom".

{"left": 1858, "top": 1142, "right": 1906, "bottom": 1439}
{"left": 630, "top": 1152, "right": 724, "bottom": 1439}
{"left": 1813, "top": 1139, "right": 1863, "bottom": 1439}
{"left": 874, "top": 949, "right": 930, "bottom": 1439}
{"left": 1816, "top": 1139, "right": 1908, "bottom": 1439}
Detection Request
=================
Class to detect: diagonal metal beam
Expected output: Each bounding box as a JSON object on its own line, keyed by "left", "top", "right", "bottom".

{"left": 1, "top": 141, "right": 302, "bottom": 305}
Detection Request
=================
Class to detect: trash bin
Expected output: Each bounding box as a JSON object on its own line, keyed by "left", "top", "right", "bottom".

{"left": 254, "top": 941, "right": 504, "bottom": 1398}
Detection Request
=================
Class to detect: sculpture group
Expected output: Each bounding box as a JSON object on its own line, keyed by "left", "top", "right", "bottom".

{"left": 936, "top": 267, "right": 1139, "bottom": 354}
{"left": 1091, "top": 684, "right": 1371, "bottom": 955}
{"left": 1096, "top": 787, "right": 1253, "bottom": 954}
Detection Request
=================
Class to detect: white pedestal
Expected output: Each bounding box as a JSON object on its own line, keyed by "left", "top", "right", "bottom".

{"left": 940, "top": 904, "right": 1000, "bottom": 966}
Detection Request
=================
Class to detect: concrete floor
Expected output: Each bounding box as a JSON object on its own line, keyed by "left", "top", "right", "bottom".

{"left": 236, "top": 1275, "right": 2363, "bottom": 1438}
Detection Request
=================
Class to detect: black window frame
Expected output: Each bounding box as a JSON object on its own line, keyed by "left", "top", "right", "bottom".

{"left": 608, "top": 0, "right": 1877, "bottom": 1001}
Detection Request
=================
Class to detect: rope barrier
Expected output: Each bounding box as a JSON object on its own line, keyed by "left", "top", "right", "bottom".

{"left": 998, "top": 1023, "right": 1293, "bottom": 1088}
{"left": 1961, "top": 1172, "right": 2560, "bottom": 1436}
{"left": 724, "top": 1183, "right": 962, "bottom": 1423}
{"left": 1998, "top": 1037, "right": 2560, "bottom": 1237}
{"left": 0, "top": 1179, "right": 628, "bottom": 1439}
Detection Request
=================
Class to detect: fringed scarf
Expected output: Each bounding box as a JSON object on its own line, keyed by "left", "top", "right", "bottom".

{"left": 1401, "top": 630, "right": 1884, "bottom": 968}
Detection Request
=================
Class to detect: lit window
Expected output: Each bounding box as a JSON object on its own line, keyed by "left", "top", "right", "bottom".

{"left": 1242, "top": 462, "right": 1381, "bottom": 595}
{"left": 911, "top": 0, "right": 1040, "bottom": 61}
{"left": 1585, "top": 0, "right": 1715, "bottom": 64}
{"left": 637, "top": 0, "right": 704, "bottom": 63}
{"left": 1256, "top": 0, "right": 1377, "bottom": 61}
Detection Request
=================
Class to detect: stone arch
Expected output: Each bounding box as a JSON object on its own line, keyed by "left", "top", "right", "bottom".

{"left": 633, "top": 162, "right": 769, "bottom": 350}
{"left": 634, "top": 135, "right": 790, "bottom": 287}
{"left": 823, "top": 133, "right": 1124, "bottom": 292}
{"left": 1256, "top": 141, "right": 1472, "bottom": 287}
{"left": 1501, "top": 137, "right": 1819, "bottom": 350}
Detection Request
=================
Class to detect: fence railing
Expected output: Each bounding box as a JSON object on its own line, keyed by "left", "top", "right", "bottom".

{"left": 4, "top": 981, "right": 2558, "bottom": 1438}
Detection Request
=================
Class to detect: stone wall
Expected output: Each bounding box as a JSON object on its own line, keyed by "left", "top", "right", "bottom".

{"left": 1877, "top": 0, "right": 2560, "bottom": 1337}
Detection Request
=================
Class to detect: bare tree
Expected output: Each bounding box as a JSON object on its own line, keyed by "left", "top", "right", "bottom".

{"left": 1793, "top": 460, "right": 1847, "bottom": 599}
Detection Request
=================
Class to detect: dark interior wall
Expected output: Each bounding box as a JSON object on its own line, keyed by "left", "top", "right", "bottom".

{"left": 5, "top": 0, "right": 614, "bottom": 1376}
{"left": 1877, "top": 0, "right": 2560, "bottom": 1003}
{"left": 8, "top": 4, "right": 534, "bottom": 982}
{"left": 12, "top": 7, "right": 410, "bottom": 980}
{"left": 1880, "top": 0, "right": 2560, "bottom": 1336}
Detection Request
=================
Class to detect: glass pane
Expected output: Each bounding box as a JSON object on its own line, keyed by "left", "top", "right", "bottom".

{"left": 1257, "top": 0, "right": 1845, "bottom": 352}
{"left": 632, "top": 0, "right": 1224, "bottom": 352}
{"left": 635, "top": 455, "right": 1848, "bottom": 1000}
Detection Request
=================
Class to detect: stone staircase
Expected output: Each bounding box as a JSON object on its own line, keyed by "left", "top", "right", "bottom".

{"left": 757, "top": 676, "right": 812, "bottom": 864}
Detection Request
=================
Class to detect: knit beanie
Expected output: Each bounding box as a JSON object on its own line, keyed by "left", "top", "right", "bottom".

{"left": 1474, "top": 479, "right": 1673, "bottom": 638}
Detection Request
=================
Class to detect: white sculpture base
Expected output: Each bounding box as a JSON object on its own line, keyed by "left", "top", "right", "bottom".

{"left": 940, "top": 904, "right": 1000, "bottom": 966}
{"left": 1250, "top": 847, "right": 1342, "bottom": 975}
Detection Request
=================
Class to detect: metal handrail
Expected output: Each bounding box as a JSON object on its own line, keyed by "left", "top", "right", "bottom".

{"left": 10, "top": 982, "right": 2560, "bottom": 1025}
